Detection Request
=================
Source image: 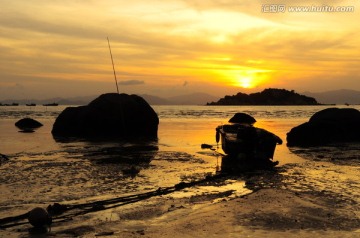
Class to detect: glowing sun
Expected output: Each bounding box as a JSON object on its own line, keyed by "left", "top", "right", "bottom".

{"left": 238, "top": 77, "right": 254, "bottom": 88}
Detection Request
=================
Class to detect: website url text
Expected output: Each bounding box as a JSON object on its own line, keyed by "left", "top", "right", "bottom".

{"left": 262, "top": 4, "right": 355, "bottom": 13}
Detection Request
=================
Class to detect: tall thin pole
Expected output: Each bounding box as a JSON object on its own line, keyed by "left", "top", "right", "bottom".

{"left": 107, "top": 37, "right": 119, "bottom": 94}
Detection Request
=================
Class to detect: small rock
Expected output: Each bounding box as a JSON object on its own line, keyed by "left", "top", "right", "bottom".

{"left": 28, "top": 207, "right": 52, "bottom": 228}
{"left": 136, "top": 229, "right": 145, "bottom": 235}
{"left": 47, "top": 203, "right": 67, "bottom": 215}
{"left": 15, "top": 118, "right": 43, "bottom": 130}
{"left": 0, "top": 153, "right": 9, "bottom": 164}
{"left": 95, "top": 231, "right": 115, "bottom": 236}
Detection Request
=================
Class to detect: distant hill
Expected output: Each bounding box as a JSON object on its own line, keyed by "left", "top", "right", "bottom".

{"left": 0, "top": 92, "right": 219, "bottom": 105}
{"left": 166, "top": 92, "right": 219, "bottom": 105}
{"left": 207, "top": 88, "right": 319, "bottom": 105}
{"left": 303, "top": 89, "right": 360, "bottom": 105}
{"left": 5, "top": 89, "right": 359, "bottom": 105}
{"left": 0, "top": 96, "right": 97, "bottom": 106}
{"left": 143, "top": 92, "right": 218, "bottom": 105}
{"left": 141, "top": 94, "right": 172, "bottom": 105}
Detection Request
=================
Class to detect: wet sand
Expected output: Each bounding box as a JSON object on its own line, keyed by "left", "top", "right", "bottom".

{"left": 63, "top": 165, "right": 359, "bottom": 238}
{"left": 1, "top": 106, "right": 359, "bottom": 237}
{"left": 2, "top": 146, "right": 359, "bottom": 238}
{"left": 90, "top": 188, "right": 358, "bottom": 238}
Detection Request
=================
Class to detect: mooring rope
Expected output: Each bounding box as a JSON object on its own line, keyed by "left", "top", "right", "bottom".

{"left": 0, "top": 173, "right": 228, "bottom": 229}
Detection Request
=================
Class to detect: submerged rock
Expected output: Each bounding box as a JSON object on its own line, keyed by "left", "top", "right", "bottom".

{"left": 287, "top": 108, "right": 360, "bottom": 147}
{"left": 52, "top": 93, "right": 159, "bottom": 139}
{"left": 15, "top": 118, "right": 43, "bottom": 130}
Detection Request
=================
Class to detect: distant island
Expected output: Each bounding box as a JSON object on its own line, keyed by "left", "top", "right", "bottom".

{"left": 207, "top": 88, "right": 320, "bottom": 105}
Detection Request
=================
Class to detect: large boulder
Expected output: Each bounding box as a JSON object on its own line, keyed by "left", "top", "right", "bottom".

{"left": 287, "top": 108, "right": 360, "bottom": 147}
{"left": 52, "top": 93, "right": 159, "bottom": 139}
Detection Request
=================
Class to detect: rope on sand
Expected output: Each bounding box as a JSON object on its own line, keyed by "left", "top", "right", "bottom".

{"left": 0, "top": 173, "right": 228, "bottom": 229}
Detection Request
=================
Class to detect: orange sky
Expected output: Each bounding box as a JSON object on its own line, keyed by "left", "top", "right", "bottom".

{"left": 1, "top": 0, "right": 359, "bottom": 99}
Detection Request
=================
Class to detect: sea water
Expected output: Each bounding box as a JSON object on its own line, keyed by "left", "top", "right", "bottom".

{"left": 0, "top": 104, "right": 359, "bottom": 218}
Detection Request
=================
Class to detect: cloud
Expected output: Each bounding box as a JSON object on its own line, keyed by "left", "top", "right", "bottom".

{"left": 0, "top": 0, "right": 359, "bottom": 100}
{"left": 117, "top": 80, "right": 145, "bottom": 86}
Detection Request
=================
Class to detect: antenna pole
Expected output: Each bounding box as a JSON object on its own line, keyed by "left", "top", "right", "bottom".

{"left": 107, "top": 37, "right": 119, "bottom": 94}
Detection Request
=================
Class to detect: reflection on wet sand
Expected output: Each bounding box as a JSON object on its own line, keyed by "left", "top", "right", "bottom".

{"left": 83, "top": 143, "right": 159, "bottom": 178}
{"left": 220, "top": 155, "right": 278, "bottom": 174}
{"left": 2, "top": 140, "right": 360, "bottom": 236}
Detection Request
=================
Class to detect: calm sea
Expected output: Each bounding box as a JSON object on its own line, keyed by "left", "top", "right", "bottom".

{"left": 0, "top": 104, "right": 358, "bottom": 218}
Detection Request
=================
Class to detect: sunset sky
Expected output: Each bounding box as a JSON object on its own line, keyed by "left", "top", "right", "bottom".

{"left": 1, "top": 0, "right": 359, "bottom": 100}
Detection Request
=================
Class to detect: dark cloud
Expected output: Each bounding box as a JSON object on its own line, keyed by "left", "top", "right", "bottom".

{"left": 117, "top": 80, "right": 145, "bottom": 86}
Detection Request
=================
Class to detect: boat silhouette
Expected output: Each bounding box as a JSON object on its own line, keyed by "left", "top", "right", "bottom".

{"left": 43, "top": 103, "right": 59, "bottom": 106}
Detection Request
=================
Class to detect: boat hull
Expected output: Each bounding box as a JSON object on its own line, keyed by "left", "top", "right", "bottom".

{"left": 216, "top": 124, "right": 282, "bottom": 159}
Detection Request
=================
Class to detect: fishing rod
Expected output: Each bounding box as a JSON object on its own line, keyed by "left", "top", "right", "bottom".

{"left": 107, "top": 37, "right": 119, "bottom": 94}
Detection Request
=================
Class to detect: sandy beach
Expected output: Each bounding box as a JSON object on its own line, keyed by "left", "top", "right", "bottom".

{"left": 3, "top": 150, "right": 359, "bottom": 238}
{"left": 1, "top": 106, "right": 359, "bottom": 237}
{"left": 87, "top": 160, "right": 358, "bottom": 238}
{"left": 89, "top": 188, "right": 359, "bottom": 238}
